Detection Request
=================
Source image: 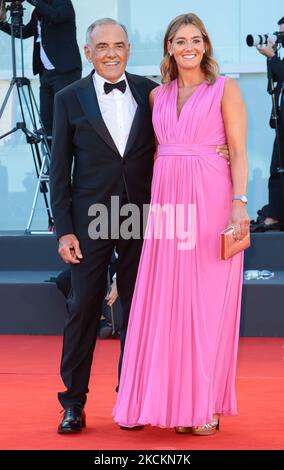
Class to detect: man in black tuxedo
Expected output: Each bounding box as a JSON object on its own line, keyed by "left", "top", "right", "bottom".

{"left": 0, "top": 0, "right": 82, "bottom": 136}
{"left": 50, "top": 17, "right": 158, "bottom": 433}
{"left": 50, "top": 17, "right": 230, "bottom": 434}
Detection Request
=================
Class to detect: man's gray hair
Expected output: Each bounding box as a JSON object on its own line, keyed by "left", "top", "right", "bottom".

{"left": 86, "top": 18, "right": 128, "bottom": 46}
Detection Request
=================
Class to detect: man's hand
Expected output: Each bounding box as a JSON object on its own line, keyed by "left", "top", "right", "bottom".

{"left": 58, "top": 234, "right": 83, "bottom": 264}
{"left": 256, "top": 40, "right": 276, "bottom": 58}
{"left": 216, "top": 144, "right": 231, "bottom": 165}
{"left": 105, "top": 279, "right": 118, "bottom": 307}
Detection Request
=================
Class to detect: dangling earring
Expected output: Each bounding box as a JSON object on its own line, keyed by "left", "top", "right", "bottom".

{"left": 169, "top": 51, "right": 173, "bottom": 57}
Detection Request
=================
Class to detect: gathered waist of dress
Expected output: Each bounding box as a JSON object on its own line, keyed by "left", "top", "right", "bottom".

{"left": 157, "top": 143, "right": 225, "bottom": 158}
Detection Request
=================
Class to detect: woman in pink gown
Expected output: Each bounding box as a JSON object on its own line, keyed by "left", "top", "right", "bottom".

{"left": 113, "top": 13, "right": 249, "bottom": 435}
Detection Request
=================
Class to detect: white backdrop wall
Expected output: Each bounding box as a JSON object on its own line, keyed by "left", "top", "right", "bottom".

{"left": 0, "top": 0, "right": 283, "bottom": 229}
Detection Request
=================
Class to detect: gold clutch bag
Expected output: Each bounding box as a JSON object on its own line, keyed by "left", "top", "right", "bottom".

{"left": 220, "top": 226, "right": 250, "bottom": 260}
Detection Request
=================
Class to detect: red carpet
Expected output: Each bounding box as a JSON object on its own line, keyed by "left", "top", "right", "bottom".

{"left": 0, "top": 336, "right": 283, "bottom": 450}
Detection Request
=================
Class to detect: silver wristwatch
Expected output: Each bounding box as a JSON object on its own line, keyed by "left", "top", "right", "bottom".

{"left": 232, "top": 195, "right": 248, "bottom": 204}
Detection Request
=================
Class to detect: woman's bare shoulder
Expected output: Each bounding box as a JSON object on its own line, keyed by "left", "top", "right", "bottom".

{"left": 149, "top": 84, "right": 166, "bottom": 108}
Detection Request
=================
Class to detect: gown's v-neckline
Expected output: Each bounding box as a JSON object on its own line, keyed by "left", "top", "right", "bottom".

{"left": 175, "top": 79, "right": 206, "bottom": 124}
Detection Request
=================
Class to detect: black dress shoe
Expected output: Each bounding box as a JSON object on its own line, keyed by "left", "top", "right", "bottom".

{"left": 99, "top": 325, "right": 113, "bottom": 339}
{"left": 57, "top": 406, "right": 86, "bottom": 434}
{"left": 120, "top": 425, "right": 144, "bottom": 431}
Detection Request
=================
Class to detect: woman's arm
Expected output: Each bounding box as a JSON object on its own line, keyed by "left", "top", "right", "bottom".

{"left": 149, "top": 87, "right": 158, "bottom": 111}
{"left": 149, "top": 87, "right": 159, "bottom": 161}
{"left": 222, "top": 77, "right": 250, "bottom": 240}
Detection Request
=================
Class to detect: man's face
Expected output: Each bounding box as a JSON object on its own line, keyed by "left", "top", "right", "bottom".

{"left": 280, "top": 23, "right": 284, "bottom": 34}
{"left": 84, "top": 24, "right": 130, "bottom": 82}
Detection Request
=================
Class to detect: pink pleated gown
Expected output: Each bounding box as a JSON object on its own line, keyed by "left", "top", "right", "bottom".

{"left": 113, "top": 76, "right": 244, "bottom": 428}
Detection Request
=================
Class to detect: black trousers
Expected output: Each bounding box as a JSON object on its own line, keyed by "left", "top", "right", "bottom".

{"left": 40, "top": 68, "right": 81, "bottom": 136}
{"left": 58, "top": 189, "right": 144, "bottom": 409}
{"left": 268, "top": 124, "right": 284, "bottom": 222}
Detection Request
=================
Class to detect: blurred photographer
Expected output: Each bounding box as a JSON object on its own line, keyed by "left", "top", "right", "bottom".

{"left": 253, "top": 17, "right": 284, "bottom": 231}
{"left": 0, "top": 0, "right": 82, "bottom": 137}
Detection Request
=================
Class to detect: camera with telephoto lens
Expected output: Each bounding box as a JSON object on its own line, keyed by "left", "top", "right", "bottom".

{"left": 246, "top": 31, "right": 284, "bottom": 47}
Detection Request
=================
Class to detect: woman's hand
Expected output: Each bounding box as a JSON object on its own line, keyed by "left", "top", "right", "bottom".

{"left": 105, "top": 279, "right": 118, "bottom": 307}
{"left": 230, "top": 201, "right": 250, "bottom": 241}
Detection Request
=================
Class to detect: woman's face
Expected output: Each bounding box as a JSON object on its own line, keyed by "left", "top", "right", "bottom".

{"left": 168, "top": 24, "right": 205, "bottom": 72}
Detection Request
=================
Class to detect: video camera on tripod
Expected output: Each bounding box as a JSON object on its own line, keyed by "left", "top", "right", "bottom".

{"left": 0, "top": 0, "right": 54, "bottom": 233}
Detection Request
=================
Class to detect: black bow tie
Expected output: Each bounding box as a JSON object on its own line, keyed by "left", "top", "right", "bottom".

{"left": 104, "top": 79, "right": 127, "bottom": 95}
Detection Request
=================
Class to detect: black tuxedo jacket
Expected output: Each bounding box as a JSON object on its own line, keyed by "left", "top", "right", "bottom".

{"left": 50, "top": 71, "right": 158, "bottom": 239}
{"left": 1, "top": 0, "right": 82, "bottom": 75}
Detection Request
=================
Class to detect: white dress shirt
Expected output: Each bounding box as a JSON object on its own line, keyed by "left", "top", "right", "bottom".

{"left": 36, "top": 21, "right": 55, "bottom": 70}
{"left": 93, "top": 72, "right": 137, "bottom": 156}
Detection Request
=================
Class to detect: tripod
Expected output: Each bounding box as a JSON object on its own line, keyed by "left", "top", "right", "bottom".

{"left": 0, "top": 1, "right": 53, "bottom": 233}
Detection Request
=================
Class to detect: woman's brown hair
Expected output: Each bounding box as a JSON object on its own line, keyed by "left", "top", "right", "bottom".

{"left": 160, "top": 13, "right": 219, "bottom": 84}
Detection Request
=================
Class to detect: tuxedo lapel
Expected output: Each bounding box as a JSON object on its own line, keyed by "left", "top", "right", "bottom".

{"left": 75, "top": 72, "right": 120, "bottom": 156}
{"left": 123, "top": 72, "right": 146, "bottom": 158}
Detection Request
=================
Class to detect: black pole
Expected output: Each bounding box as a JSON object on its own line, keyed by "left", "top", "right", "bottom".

{"left": 10, "top": 22, "right": 17, "bottom": 78}
{"left": 8, "top": 0, "right": 25, "bottom": 78}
